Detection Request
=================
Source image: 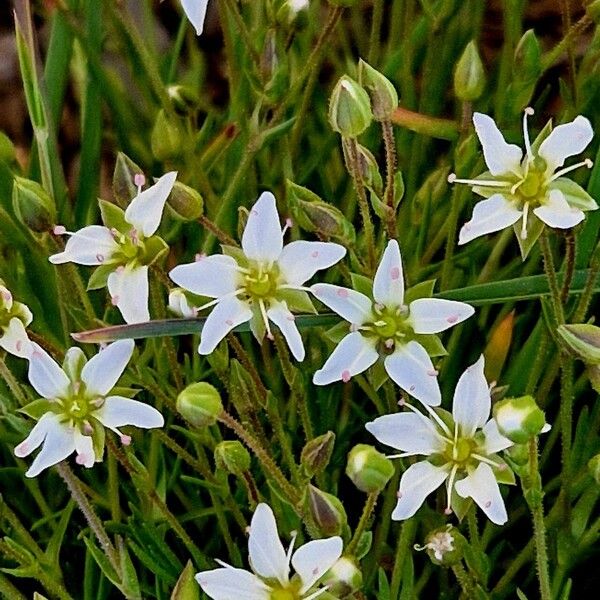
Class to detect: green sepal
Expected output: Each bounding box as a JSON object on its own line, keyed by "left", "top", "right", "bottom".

{"left": 404, "top": 280, "right": 436, "bottom": 304}
{"left": 393, "top": 171, "right": 405, "bottom": 209}
{"left": 277, "top": 290, "right": 317, "bottom": 314}
{"left": 19, "top": 398, "right": 54, "bottom": 420}
{"left": 111, "top": 386, "right": 141, "bottom": 398}
{"left": 87, "top": 264, "right": 116, "bottom": 291}
{"left": 221, "top": 244, "right": 247, "bottom": 265}
{"left": 171, "top": 561, "right": 200, "bottom": 600}
{"left": 530, "top": 119, "right": 553, "bottom": 155}
{"left": 433, "top": 407, "right": 455, "bottom": 432}
{"left": 350, "top": 273, "right": 373, "bottom": 299}
{"left": 414, "top": 334, "right": 447, "bottom": 357}
{"left": 63, "top": 347, "right": 87, "bottom": 380}
{"left": 369, "top": 190, "right": 389, "bottom": 221}
{"left": 90, "top": 417, "right": 106, "bottom": 462}
{"left": 552, "top": 178, "right": 598, "bottom": 211}
{"left": 514, "top": 213, "right": 544, "bottom": 260}
{"left": 99, "top": 199, "right": 130, "bottom": 234}
{"left": 450, "top": 487, "right": 472, "bottom": 522}
{"left": 248, "top": 305, "right": 266, "bottom": 342}
{"left": 325, "top": 321, "right": 351, "bottom": 344}
{"left": 354, "top": 531, "right": 373, "bottom": 561}
{"left": 368, "top": 358, "right": 388, "bottom": 391}
{"left": 493, "top": 458, "right": 516, "bottom": 485}
{"left": 142, "top": 235, "right": 169, "bottom": 266}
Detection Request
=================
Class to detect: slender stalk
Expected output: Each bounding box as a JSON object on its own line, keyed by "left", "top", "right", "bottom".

{"left": 559, "top": 355, "right": 574, "bottom": 513}
{"left": 198, "top": 214, "right": 239, "bottom": 246}
{"left": 389, "top": 517, "right": 416, "bottom": 597}
{"left": 572, "top": 239, "right": 600, "bottom": 322}
{"left": 539, "top": 230, "right": 564, "bottom": 324}
{"left": 560, "top": 230, "right": 576, "bottom": 305}
{"left": 0, "top": 573, "right": 27, "bottom": 600}
{"left": 0, "top": 356, "right": 29, "bottom": 406}
{"left": 347, "top": 492, "right": 379, "bottom": 555}
{"left": 382, "top": 119, "right": 398, "bottom": 238}
{"left": 451, "top": 563, "right": 480, "bottom": 600}
{"left": 368, "top": 0, "right": 384, "bottom": 63}
{"left": 222, "top": 0, "right": 263, "bottom": 77}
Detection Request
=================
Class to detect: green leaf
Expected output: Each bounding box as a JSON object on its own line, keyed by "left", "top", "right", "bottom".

{"left": 118, "top": 540, "right": 141, "bottom": 600}
{"left": 83, "top": 538, "right": 120, "bottom": 588}
{"left": 354, "top": 531, "right": 373, "bottom": 560}
{"left": 44, "top": 501, "right": 75, "bottom": 573}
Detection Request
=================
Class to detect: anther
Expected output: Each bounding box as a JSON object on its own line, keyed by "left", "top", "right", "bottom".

{"left": 120, "top": 434, "right": 132, "bottom": 446}
{"left": 53, "top": 225, "right": 67, "bottom": 235}
{"left": 134, "top": 173, "right": 145, "bottom": 189}
{"left": 448, "top": 173, "right": 457, "bottom": 183}
{"left": 341, "top": 369, "right": 351, "bottom": 383}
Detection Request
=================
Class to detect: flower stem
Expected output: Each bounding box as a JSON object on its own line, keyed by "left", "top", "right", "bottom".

{"left": 382, "top": 119, "right": 399, "bottom": 238}
{"left": 560, "top": 230, "right": 576, "bottom": 305}
{"left": 539, "top": 229, "right": 565, "bottom": 324}
{"left": 0, "top": 356, "right": 29, "bottom": 407}
{"left": 559, "top": 354, "right": 574, "bottom": 515}
{"left": 198, "top": 214, "right": 239, "bottom": 247}
{"left": 572, "top": 238, "right": 600, "bottom": 322}
{"left": 451, "top": 562, "right": 480, "bottom": 600}
{"left": 347, "top": 492, "right": 379, "bottom": 555}
{"left": 389, "top": 517, "right": 416, "bottom": 598}
{"left": 368, "top": 0, "right": 384, "bottom": 63}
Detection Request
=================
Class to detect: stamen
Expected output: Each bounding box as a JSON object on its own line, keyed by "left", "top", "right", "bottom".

{"left": 521, "top": 202, "right": 529, "bottom": 240}
{"left": 445, "top": 464, "right": 459, "bottom": 514}
{"left": 471, "top": 453, "right": 503, "bottom": 469}
{"left": 304, "top": 587, "right": 330, "bottom": 600}
{"left": 195, "top": 289, "right": 245, "bottom": 313}
{"left": 134, "top": 173, "right": 145, "bottom": 194}
{"left": 387, "top": 452, "right": 413, "bottom": 459}
{"left": 548, "top": 158, "right": 593, "bottom": 182}
{"left": 281, "top": 217, "right": 293, "bottom": 237}
{"left": 420, "top": 402, "right": 453, "bottom": 438}
{"left": 53, "top": 225, "right": 67, "bottom": 235}
{"left": 401, "top": 401, "right": 453, "bottom": 444}
{"left": 278, "top": 284, "right": 313, "bottom": 293}
{"left": 448, "top": 174, "right": 512, "bottom": 188}
{"left": 523, "top": 107, "right": 535, "bottom": 161}
{"left": 258, "top": 299, "right": 273, "bottom": 340}
{"left": 286, "top": 530, "right": 298, "bottom": 564}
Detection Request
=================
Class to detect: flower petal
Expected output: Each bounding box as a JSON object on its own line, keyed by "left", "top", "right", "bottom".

{"left": 49, "top": 226, "right": 118, "bottom": 266}
{"left": 533, "top": 188, "right": 585, "bottom": 230}
{"left": 391, "top": 461, "right": 449, "bottom": 520}
{"left": 454, "top": 463, "right": 508, "bottom": 525}
{"left": 0, "top": 317, "right": 33, "bottom": 358}
{"left": 25, "top": 419, "right": 75, "bottom": 478}
{"left": 74, "top": 431, "right": 95, "bottom": 468}
{"left": 195, "top": 567, "right": 271, "bottom": 600}
{"left": 81, "top": 339, "right": 135, "bottom": 396}
{"left": 384, "top": 341, "right": 441, "bottom": 406}
{"left": 107, "top": 265, "right": 150, "bottom": 324}
{"left": 366, "top": 412, "right": 445, "bottom": 455}
{"left": 181, "top": 0, "right": 210, "bottom": 36}
{"left": 95, "top": 396, "right": 164, "bottom": 429}
{"left": 248, "top": 503, "right": 289, "bottom": 586}
{"left": 28, "top": 344, "right": 70, "bottom": 399}
{"left": 14, "top": 412, "right": 56, "bottom": 458}
{"left": 169, "top": 255, "right": 240, "bottom": 298}
{"left": 241, "top": 192, "right": 283, "bottom": 264}
{"left": 124, "top": 171, "right": 177, "bottom": 237}
{"left": 277, "top": 241, "right": 346, "bottom": 286}
{"left": 311, "top": 284, "right": 371, "bottom": 325}
{"left": 482, "top": 420, "right": 513, "bottom": 454}
{"left": 292, "top": 537, "right": 343, "bottom": 594}
{"left": 472, "top": 113, "right": 523, "bottom": 176}
{"left": 409, "top": 298, "right": 474, "bottom": 334}
{"left": 458, "top": 194, "right": 522, "bottom": 245}
{"left": 373, "top": 239, "right": 405, "bottom": 306}
{"left": 538, "top": 115, "right": 594, "bottom": 174}
{"left": 452, "top": 356, "right": 490, "bottom": 436}
{"left": 267, "top": 301, "right": 305, "bottom": 361}
{"left": 312, "top": 332, "right": 378, "bottom": 385}
{"left": 198, "top": 296, "right": 253, "bottom": 355}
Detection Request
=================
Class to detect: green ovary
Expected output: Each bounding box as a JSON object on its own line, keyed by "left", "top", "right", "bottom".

{"left": 367, "top": 305, "right": 413, "bottom": 350}
{"left": 56, "top": 385, "right": 101, "bottom": 428}
{"left": 270, "top": 590, "right": 298, "bottom": 600}
{"left": 444, "top": 436, "right": 477, "bottom": 466}
{"left": 244, "top": 264, "right": 280, "bottom": 299}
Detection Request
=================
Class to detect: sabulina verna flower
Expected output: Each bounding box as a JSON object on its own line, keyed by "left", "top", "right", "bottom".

{"left": 14, "top": 340, "right": 164, "bottom": 477}
{"left": 49, "top": 172, "right": 177, "bottom": 323}
{"left": 0, "top": 281, "right": 33, "bottom": 358}
{"left": 366, "top": 356, "right": 515, "bottom": 524}
{"left": 312, "top": 239, "right": 473, "bottom": 405}
{"left": 169, "top": 191, "right": 346, "bottom": 360}
{"left": 195, "top": 503, "right": 343, "bottom": 599}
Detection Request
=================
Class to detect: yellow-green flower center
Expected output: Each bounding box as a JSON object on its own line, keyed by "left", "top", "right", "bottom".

{"left": 244, "top": 265, "right": 280, "bottom": 299}
{"left": 270, "top": 589, "right": 299, "bottom": 600}
{"left": 365, "top": 304, "right": 413, "bottom": 351}
{"left": 111, "top": 231, "right": 146, "bottom": 266}
{"left": 54, "top": 383, "right": 101, "bottom": 428}
{"left": 448, "top": 437, "right": 475, "bottom": 464}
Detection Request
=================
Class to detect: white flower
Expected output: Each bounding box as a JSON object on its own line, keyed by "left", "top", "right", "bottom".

{"left": 366, "top": 356, "right": 515, "bottom": 525}
{"left": 180, "top": 0, "right": 209, "bottom": 35}
{"left": 168, "top": 288, "right": 198, "bottom": 318}
{"left": 450, "top": 110, "right": 597, "bottom": 250}
{"left": 312, "top": 240, "right": 473, "bottom": 405}
{"left": 195, "top": 503, "right": 343, "bottom": 600}
{"left": 49, "top": 172, "right": 177, "bottom": 324}
{"left": 0, "top": 283, "right": 33, "bottom": 358}
{"left": 170, "top": 191, "right": 346, "bottom": 361}
{"left": 14, "top": 339, "right": 164, "bottom": 477}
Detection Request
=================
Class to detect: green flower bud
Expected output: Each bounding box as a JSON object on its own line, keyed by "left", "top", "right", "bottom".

{"left": 415, "top": 526, "right": 465, "bottom": 566}
{"left": 301, "top": 431, "right": 335, "bottom": 477}
{"left": 167, "top": 85, "right": 200, "bottom": 116}
{"left": 453, "top": 41, "right": 485, "bottom": 102}
{"left": 588, "top": 453, "right": 600, "bottom": 484}
{"left": 171, "top": 561, "right": 200, "bottom": 600}
{"left": 214, "top": 441, "right": 251, "bottom": 475}
{"left": 176, "top": 382, "right": 223, "bottom": 428}
{"left": 168, "top": 289, "right": 198, "bottom": 318}
{"left": 151, "top": 109, "right": 186, "bottom": 161}
{"left": 167, "top": 181, "right": 204, "bottom": 221}
{"left": 493, "top": 395, "right": 547, "bottom": 444}
{"left": 329, "top": 76, "right": 373, "bottom": 138}
{"left": 557, "top": 324, "right": 600, "bottom": 364}
{"left": 321, "top": 557, "right": 363, "bottom": 596}
{"left": 306, "top": 485, "right": 347, "bottom": 537}
{"left": 358, "top": 59, "right": 398, "bottom": 121}
{"left": 12, "top": 177, "right": 56, "bottom": 232}
{"left": 514, "top": 30, "right": 542, "bottom": 81}
{"left": 353, "top": 142, "right": 383, "bottom": 196}
{"left": 112, "top": 152, "right": 143, "bottom": 209}
{"left": 346, "top": 444, "right": 394, "bottom": 493}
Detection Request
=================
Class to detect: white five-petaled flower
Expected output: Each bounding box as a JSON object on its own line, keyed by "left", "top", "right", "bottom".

{"left": 0, "top": 282, "right": 33, "bottom": 358}
{"left": 366, "top": 356, "right": 515, "bottom": 525}
{"left": 14, "top": 339, "right": 164, "bottom": 477}
{"left": 49, "top": 172, "right": 177, "bottom": 324}
{"left": 195, "top": 503, "right": 343, "bottom": 600}
{"left": 450, "top": 110, "right": 597, "bottom": 249}
{"left": 169, "top": 191, "right": 346, "bottom": 361}
{"left": 311, "top": 240, "right": 474, "bottom": 405}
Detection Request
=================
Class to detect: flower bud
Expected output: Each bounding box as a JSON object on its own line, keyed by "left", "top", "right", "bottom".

{"left": 168, "top": 289, "right": 197, "bottom": 318}
{"left": 176, "top": 382, "right": 223, "bottom": 428}
{"left": 321, "top": 557, "right": 363, "bottom": 596}
{"left": 514, "top": 30, "right": 542, "bottom": 82}
{"left": 493, "top": 395, "right": 547, "bottom": 444}
{"left": 453, "top": 41, "right": 485, "bottom": 102}
{"left": 588, "top": 453, "right": 600, "bottom": 484}
{"left": 415, "top": 526, "right": 464, "bottom": 566}
{"left": 171, "top": 561, "right": 200, "bottom": 600}
{"left": 0, "top": 131, "right": 16, "bottom": 163}
{"left": 301, "top": 431, "right": 335, "bottom": 477}
{"left": 112, "top": 152, "right": 143, "bottom": 208}
{"left": 167, "top": 85, "right": 200, "bottom": 116}
{"left": 328, "top": 76, "right": 373, "bottom": 138}
{"left": 346, "top": 444, "right": 394, "bottom": 493}
{"left": 12, "top": 177, "right": 56, "bottom": 232}
{"left": 151, "top": 109, "right": 185, "bottom": 161}
{"left": 351, "top": 142, "right": 383, "bottom": 197}
{"left": 358, "top": 59, "right": 398, "bottom": 121}
{"left": 167, "top": 181, "right": 204, "bottom": 221}
{"left": 306, "top": 485, "right": 347, "bottom": 537}
{"left": 557, "top": 324, "right": 600, "bottom": 364}
{"left": 214, "top": 441, "right": 251, "bottom": 475}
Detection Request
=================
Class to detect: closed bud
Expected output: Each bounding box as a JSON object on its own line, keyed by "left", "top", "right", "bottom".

{"left": 454, "top": 41, "right": 485, "bottom": 102}
{"left": 12, "top": 177, "right": 56, "bottom": 232}
{"left": 493, "top": 395, "right": 547, "bottom": 444}
{"left": 176, "top": 382, "right": 222, "bottom": 428}
{"left": 353, "top": 142, "right": 383, "bottom": 196}
{"left": 329, "top": 76, "right": 373, "bottom": 138}
{"left": 112, "top": 152, "right": 143, "bottom": 208}
{"left": 167, "top": 181, "right": 204, "bottom": 221}
{"left": 215, "top": 441, "right": 251, "bottom": 475}
{"left": 301, "top": 431, "right": 335, "bottom": 477}
{"left": 558, "top": 324, "right": 600, "bottom": 364}
{"left": 415, "top": 526, "right": 465, "bottom": 566}
{"left": 151, "top": 109, "right": 185, "bottom": 161}
{"left": 167, "top": 85, "right": 200, "bottom": 115}
{"left": 321, "top": 557, "right": 363, "bottom": 596}
{"left": 307, "top": 485, "right": 347, "bottom": 537}
{"left": 171, "top": 561, "right": 200, "bottom": 600}
{"left": 168, "top": 289, "right": 197, "bottom": 318}
{"left": 358, "top": 59, "right": 398, "bottom": 121}
{"left": 514, "top": 30, "right": 542, "bottom": 81}
{"left": 346, "top": 444, "right": 394, "bottom": 493}
{"left": 588, "top": 453, "right": 600, "bottom": 484}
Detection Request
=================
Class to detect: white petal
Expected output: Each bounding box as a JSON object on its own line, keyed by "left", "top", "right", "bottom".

{"left": 533, "top": 189, "right": 585, "bottom": 230}
{"left": 538, "top": 115, "right": 594, "bottom": 173}
{"left": 373, "top": 239, "right": 405, "bottom": 306}
{"left": 95, "top": 396, "right": 164, "bottom": 429}
{"left": 458, "top": 194, "right": 522, "bottom": 245}
{"left": 454, "top": 463, "right": 508, "bottom": 525}
{"left": 49, "top": 226, "right": 118, "bottom": 266}
{"left": 25, "top": 420, "right": 76, "bottom": 478}
{"left": 292, "top": 537, "right": 343, "bottom": 594}
{"left": 241, "top": 192, "right": 283, "bottom": 264}
{"left": 124, "top": 171, "right": 177, "bottom": 237}
{"left": 311, "top": 284, "right": 371, "bottom": 325}
{"left": 472, "top": 113, "right": 523, "bottom": 176}
{"left": 107, "top": 266, "right": 150, "bottom": 324}
{"left": 452, "top": 356, "right": 490, "bottom": 436}
{"left": 80, "top": 339, "right": 135, "bottom": 396}
{"left": 195, "top": 567, "right": 271, "bottom": 600}
{"left": 74, "top": 431, "right": 95, "bottom": 468}
{"left": 409, "top": 298, "right": 474, "bottom": 334}
{"left": 366, "top": 412, "right": 445, "bottom": 455}
{"left": 168, "top": 289, "right": 197, "bottom": 318}
{"left": 198, "top": 296, "right": 252, "bottom": 355}
{"left": 28, "top": 344, "right": 70, "bottom": 399}
{"left": 277, "top": 241, "right": 346, "bottom": 286}
{"left": 312, "top": 332, "right": 378, "bottom": 385}
{"left": 248, "top": 504, "right": 289, "bottom": 586}
{"left": 181, "top": 0, "right": 210, "bottom": 36}
{"left": 169, "top": 255, "right": 240, "bottom": 298}
{"left": 267, "top": 301, "right": 305, "bottom": 361}
{"left": 14, "top": 413, "right": 56, "bottom": 458}
{"left": 0, "top": 317, "right": 33, "bottom": 358}
{"left": 384, "top": 341, "right": 441, "bottom": 406}
{"left": 482, "top": 420, "right": 513, "bottom": 454}
{"left": 391, "top": 461, "right": 449, "bottom": 520}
